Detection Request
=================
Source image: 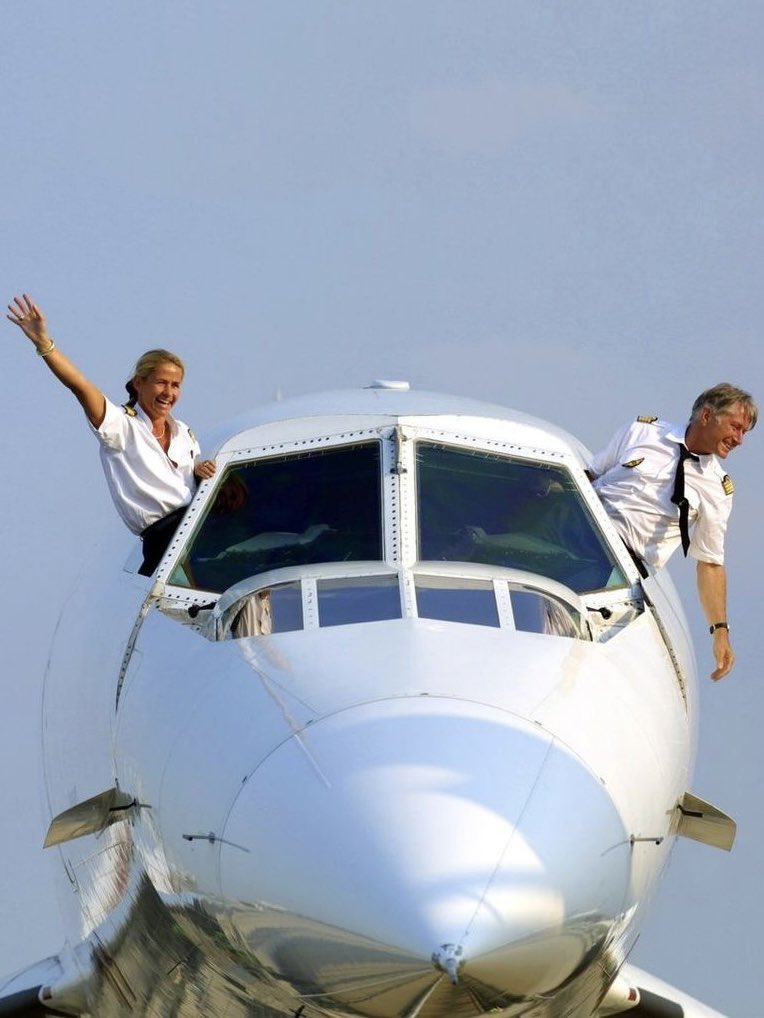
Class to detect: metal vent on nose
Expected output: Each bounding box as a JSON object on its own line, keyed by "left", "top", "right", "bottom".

{"left": 367, "top": 379, "right": 411, "bottom": 391}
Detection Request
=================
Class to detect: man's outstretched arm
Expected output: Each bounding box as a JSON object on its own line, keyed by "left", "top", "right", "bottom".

{"left": 696, "top": 560, "right": 734, "bottom": 681}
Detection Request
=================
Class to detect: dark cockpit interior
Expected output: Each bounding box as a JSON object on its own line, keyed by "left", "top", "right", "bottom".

{"left": 168, "top": 439, "right": 627, "bottom": 596}
{"left": 169, "top": 442, "right": 383, "bottom": 592}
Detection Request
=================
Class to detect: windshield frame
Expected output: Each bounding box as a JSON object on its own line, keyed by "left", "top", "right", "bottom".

{"left": 158, "top": 430, "right": 388, "bottom": 598}
{"left": 154, "top": 421, "right": 638, "bottom": 607}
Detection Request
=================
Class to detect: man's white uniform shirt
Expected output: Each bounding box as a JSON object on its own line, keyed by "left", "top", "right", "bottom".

{"left": 589, "top": 418, "right": 733, "bottom": 568}
{"left": 91, "top": 398, "right": 200, "bottom": 535}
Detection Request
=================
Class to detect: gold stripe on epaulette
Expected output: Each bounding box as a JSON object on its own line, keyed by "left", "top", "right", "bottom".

{"left": 621, "top": 457, "right": 644, "bottom": 469}
{"left": 636, "top": 415, "right": 658, "bottom": 424}
{"left": 122, "top": 404, "right": 137, "bottom": 417}
{"left": 721, "top": 474, "right": 734, "bottom": 496}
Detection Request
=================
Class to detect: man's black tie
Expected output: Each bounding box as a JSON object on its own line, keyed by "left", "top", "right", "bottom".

{"left": 671, "top": 444, "right": 699, "bottom": 556}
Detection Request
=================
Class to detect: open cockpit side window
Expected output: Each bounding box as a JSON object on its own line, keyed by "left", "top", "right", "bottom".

{"left": 169, "top": 441, "right": 383, "bottom": 592}
{"left": 415, "top": 442, "right": 627, "bottom": 594}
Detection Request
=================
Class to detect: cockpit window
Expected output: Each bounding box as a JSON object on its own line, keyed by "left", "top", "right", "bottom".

{"left": 169, "top": 442, "right": 383, "bottom": 592}
{"left": 416, "top": 442, "right": 627, "bottom": 594}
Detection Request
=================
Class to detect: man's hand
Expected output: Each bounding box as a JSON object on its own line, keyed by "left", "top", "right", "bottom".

{"left": 7, "top": 294, "right": 51, "bottom": 349}
{"left": 711, "top": 628, "right": 735, "bottom": 681}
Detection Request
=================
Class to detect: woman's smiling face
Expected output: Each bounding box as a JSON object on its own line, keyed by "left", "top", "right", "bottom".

{"left": 133, "top": 362, "right": 184, "bottom": 423}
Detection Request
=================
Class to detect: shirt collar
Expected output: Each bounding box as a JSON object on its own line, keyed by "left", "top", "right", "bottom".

{"left": 666, "top": 426, "right": 686, "bottom": 446}
{"left": 666, "top": 425, "right": 715, "bottom": 468}
{"left": 134, "top": 402, "right": 178, "bottom": 435}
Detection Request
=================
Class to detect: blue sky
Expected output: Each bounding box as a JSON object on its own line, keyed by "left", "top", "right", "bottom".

{"left": 1, "top": 4, "right": 762, "bottom": 1013}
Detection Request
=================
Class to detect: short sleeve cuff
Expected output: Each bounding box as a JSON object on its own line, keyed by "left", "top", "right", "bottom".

{"left": 91, "top": 397, "right": 129, "bottom": 450}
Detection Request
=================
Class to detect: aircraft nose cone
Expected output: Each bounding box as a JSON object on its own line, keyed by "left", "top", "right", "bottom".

{"left": 219, "top": 697, "right": 631, "bottom": 1007}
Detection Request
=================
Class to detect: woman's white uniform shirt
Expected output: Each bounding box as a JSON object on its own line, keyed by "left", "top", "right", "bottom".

{"left": 91, "top": 398, "right": 200, "bottom": 535}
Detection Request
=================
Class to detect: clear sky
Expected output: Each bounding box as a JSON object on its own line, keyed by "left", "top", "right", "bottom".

{"left": 1, "top": 3, "right": 762, "bottom": 1014}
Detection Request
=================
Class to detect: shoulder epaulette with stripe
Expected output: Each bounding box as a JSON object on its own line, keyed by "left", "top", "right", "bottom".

{"left": 122, "top": 404, "right": 137, "bottom": 417}
{"left": 636, "top": 415, "right": 658, "bottom": 424}
{"left": 721, "top": 474, "right": 734, "bottom": 496}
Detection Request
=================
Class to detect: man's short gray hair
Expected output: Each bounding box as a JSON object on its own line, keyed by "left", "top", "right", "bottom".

{"left": 690, "top": 383, "right": 758, "bottom": 430}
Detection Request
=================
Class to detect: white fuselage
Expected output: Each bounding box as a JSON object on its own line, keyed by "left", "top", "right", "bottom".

{"left": 38, "top": 388, "right": 697, "bottom": 1018}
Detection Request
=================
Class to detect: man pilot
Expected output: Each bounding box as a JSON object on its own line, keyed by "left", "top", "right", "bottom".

{"left": 587, "top": 383, "right": 757, "bottom": 682}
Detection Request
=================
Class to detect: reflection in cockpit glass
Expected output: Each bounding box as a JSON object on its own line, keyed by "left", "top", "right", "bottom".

{"left": 317, "top": 576, "right": 401, "bottom": 628}
{"left": 510, "top": 590, "right": 580, "bottom": 638}
{"left": 169, "top": 442, "right": 383, "bottom": 592}
{"left": 416, "top": 443, "right": 627, "bottom": 594}
{"left": 416, "top": 579, "right": 499, "bottom": 628}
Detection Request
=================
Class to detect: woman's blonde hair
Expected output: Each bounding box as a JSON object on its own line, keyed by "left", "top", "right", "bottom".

{"left": 125, "top": 349, "right": 185, "bottom": 406}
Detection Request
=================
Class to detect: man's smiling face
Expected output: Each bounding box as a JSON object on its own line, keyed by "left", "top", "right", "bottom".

{"left": 690, "top": 402, "right": 751, "bottom": 458}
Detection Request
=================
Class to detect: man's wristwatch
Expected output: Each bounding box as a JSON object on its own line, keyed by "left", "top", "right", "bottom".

{"left": 709, "top": 622, "right": 729, "bottom": 634}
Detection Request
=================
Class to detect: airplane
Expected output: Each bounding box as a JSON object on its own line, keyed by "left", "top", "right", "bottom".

{"left": 0, "top": 381, "right": 738, "bottom": 1018}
